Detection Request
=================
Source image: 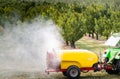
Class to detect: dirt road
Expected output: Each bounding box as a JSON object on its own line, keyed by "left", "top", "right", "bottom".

{"left": 0, "top": 70, "right": 120, "bottom": 79}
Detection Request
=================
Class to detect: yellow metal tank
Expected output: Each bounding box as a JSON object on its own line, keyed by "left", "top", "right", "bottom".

{"left": 60, "top": 49, "right": 98, "bottom": 70}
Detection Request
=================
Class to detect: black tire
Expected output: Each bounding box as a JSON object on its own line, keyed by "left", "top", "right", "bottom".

{"left": 116, "top": 60, "right": 120, "bottom": 72}
{"left": 62, "top": 71, "right": 67, "bottom": 76}
{"left": 66, "top": 66, "right": 80, "bottom": 79}
{"left": 106, "top": 70, "right": 119, "bottom": 74}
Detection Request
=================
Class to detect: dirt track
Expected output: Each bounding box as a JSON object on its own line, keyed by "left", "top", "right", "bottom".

{"left": 0, "top": 70, "right": 120, "bottom": 79}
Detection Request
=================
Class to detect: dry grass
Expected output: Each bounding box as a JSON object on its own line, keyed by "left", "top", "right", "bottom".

{"left": 76, "top": 36, "right": 109, "bottom": 57}
{"left": 0, "top": 70, "right": 120, "bottom": 79}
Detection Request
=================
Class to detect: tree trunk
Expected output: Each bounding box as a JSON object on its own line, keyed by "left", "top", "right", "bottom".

{"left": 91, "top": 33, "right": 94, "bottom": 38}
{"left": 96, "top": 33, "right": 99, "bottom": 40}
{"left": 66, "top": 41, "right": 69, "bottom": 46}
{"left": 106, "top": 35, "right": 109, "bottom": 40}
{"left": 88, "top": 33, "right": 91, "bottom": 37}
{"left": 70, "top": 40, "right": 76, "bottom": 48}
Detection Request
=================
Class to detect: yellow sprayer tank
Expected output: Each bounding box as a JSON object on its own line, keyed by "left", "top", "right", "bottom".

{"left": 60, "top": 49, "right": 98, "bottom": 70}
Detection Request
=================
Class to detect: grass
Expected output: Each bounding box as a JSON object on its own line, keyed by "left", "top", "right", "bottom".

{"left": 76, "top": 36, "right": 108, "bottom": 55}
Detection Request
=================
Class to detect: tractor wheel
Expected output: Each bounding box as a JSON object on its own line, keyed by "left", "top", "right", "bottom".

{"left": 106, "top": 70, "right": 119, "bottom": 74}
{"left": 116, "top": 60, "right": 120, "bottom": 72}
{"left": 66, "top": 66, "right": 80, "bottom": 79}
{"left": 62, "top": 72, "right": 67, "bottom": 76}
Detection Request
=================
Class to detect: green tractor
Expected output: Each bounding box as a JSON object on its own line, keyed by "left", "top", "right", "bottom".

{"left": 103, "top": 33, "right": 120, "bottom": 74}
{"left": 103, "top": 48, "right": 120, "bottom": 74}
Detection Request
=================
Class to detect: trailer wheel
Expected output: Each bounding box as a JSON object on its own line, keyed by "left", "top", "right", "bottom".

{"left": 66, "top": 66, "right": 80, "bottom": 79}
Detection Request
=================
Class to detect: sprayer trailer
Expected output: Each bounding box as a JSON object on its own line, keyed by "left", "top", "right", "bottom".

{"left": 46, "top": 49, "right": 100, "bottom": 79}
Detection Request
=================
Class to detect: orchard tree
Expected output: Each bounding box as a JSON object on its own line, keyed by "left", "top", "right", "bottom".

{"left": 84, "top": 4, "right": 96, "bottom": 38}
{"left": 102, "top": 16, "right": 113, "bottom": 39}
{"left": 110, "top": 11, "right": 120, "bottom": 33}
{"left": 57, "top": 11, "right": 85, "bottom": 48}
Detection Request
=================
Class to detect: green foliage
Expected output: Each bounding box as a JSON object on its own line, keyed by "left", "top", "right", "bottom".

{"left": 0, "top": 0, "right": 120, "bottom": 48}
